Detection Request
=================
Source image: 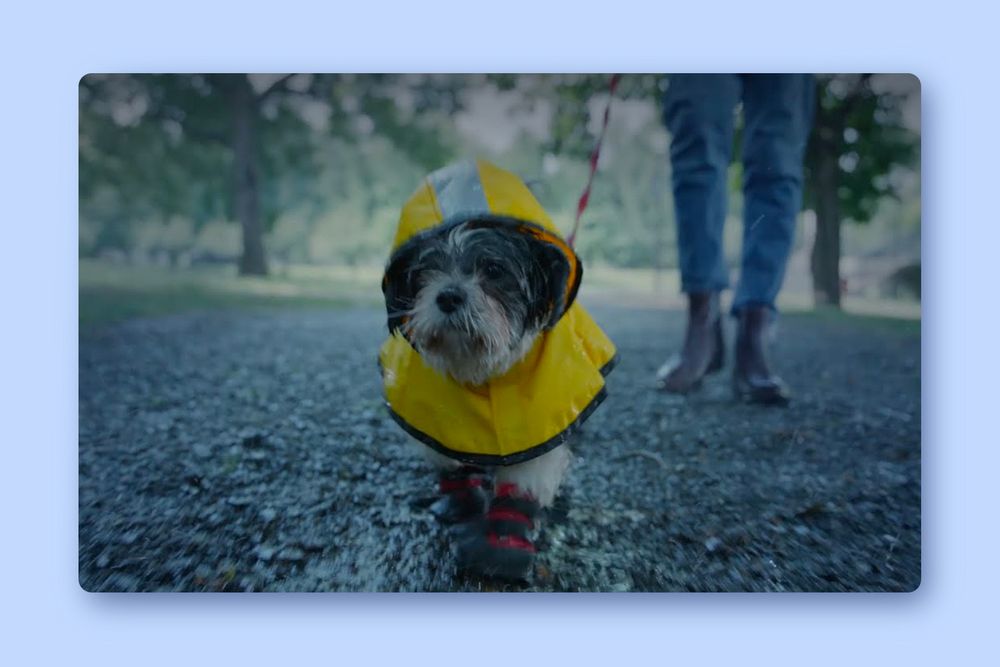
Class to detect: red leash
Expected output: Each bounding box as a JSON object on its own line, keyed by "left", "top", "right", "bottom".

{"left": 566, "top": 74, "right": 621, "bottom": 249}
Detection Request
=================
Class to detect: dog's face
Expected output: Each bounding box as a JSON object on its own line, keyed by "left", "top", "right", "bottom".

{"left": 384, "top": 221, "right": 570, "bottom": 385}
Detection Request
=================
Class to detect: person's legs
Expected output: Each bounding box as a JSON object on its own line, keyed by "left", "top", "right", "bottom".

{"left": 731, "top": 74, "right": 815, "bottom": 404}
{"left": 657, "top": 74, "right": 740, "bottom": 392}
{"left": 733, "top": 74, "right": 815, "bottom": 314}
{"left": 663, "top": 74, "right": 741, "bottom": 294}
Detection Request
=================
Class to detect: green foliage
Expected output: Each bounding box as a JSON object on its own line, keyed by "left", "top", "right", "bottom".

{"left": 80, "top": 74, "right": 463, "bottom": 266}
{"left": 806, "top": 74, "right": 920, "bottom": 224}
{"left": 535, "top": 74, "right": 664, "bottom": 157}
{"left": 80, "top": 75, "right": 231, "bottom": 252}
{"left": 79, "top": 74, "right": 919, "bottom": 273}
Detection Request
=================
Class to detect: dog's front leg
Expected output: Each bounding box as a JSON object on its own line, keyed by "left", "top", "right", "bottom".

{"left": 496, "top": 444, "right": 572, "bottom": 508}
{"left": 455, "top": 445, "right": 572, "bottom": 581}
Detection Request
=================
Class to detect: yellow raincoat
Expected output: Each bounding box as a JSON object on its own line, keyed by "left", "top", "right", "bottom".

{"left": 379, "top": 159, "right": 617, "bottom": 466}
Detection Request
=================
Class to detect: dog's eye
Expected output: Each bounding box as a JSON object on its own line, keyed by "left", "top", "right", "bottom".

{"left": 482, "top": 260, "right": 504, "bottom": 279}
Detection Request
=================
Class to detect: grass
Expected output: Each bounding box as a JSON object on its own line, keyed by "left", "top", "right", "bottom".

{"left": 79, "top": 259, "right": 382, "bottom": 328}
{"left": 80, "top": 259, "right": 920, "bottom": 335}
{"left": 791, "top": 303, "right": 921, "bottom": 336}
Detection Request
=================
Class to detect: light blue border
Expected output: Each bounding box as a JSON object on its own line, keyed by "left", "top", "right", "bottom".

{"left": 3, "top": 0, "right": 992, "bottom": 664}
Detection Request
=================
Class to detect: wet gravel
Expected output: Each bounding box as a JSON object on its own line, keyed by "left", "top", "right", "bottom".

{"left": 79, "top": 304, "right": 920, "bottom": 592}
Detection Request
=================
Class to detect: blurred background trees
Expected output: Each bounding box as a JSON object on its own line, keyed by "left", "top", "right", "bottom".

{"left": 805, "top": 74, "right": 919, "bottom": 306}
{"left": 79, "top": 74, "right": 920, "bottom": 311}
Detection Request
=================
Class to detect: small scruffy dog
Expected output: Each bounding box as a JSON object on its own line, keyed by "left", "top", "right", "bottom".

{"left": 379, "top": 160, "right": 616, "bottom": 581}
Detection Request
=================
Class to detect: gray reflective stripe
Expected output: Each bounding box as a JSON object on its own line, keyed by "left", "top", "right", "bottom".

{"left": 427, "top": 160, "right": 489, "bottom": 219}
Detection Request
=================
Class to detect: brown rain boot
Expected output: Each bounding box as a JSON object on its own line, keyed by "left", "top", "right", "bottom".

{"left": 657, "top": 291, "right": 724, "bottom": 393}
{"left": 733, "top": 305, "right": 790, "bottom": 405}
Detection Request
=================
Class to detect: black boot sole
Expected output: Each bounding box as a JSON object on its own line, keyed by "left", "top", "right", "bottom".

{"left": 732, "top": 377, "right": 791, "bottom": 406}
{"left": 455, "top": 538, "right": 535, "bottom": 582}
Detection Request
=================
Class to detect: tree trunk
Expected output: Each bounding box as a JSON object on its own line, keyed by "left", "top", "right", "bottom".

{"left": 811, "top": 146, "right": 841, "bottom": 307}
{"left": 230, "top": 77, "right": 268, "bottom": 276}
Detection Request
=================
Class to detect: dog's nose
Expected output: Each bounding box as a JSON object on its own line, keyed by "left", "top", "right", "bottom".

{"left": 436, "top": 287, "right": 466, "bottom": 313}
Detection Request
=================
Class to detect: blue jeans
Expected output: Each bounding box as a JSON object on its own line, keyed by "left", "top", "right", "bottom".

{"left": 663, "top": 74, "right": 815, "bottom": 314}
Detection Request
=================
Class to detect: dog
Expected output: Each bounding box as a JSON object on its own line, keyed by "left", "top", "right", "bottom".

{"left": 379, "top": 159, "right": 617, "bottom": 581}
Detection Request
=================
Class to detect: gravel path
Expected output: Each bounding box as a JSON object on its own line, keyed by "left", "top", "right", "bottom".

{"left": 79, "top": 304, "right": 920, "bottom": 592}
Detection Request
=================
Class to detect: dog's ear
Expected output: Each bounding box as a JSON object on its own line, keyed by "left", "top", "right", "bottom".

{"left": 528, "top": 240, "right": 573, "bottom": 329}
{"left": 382, "top": 244, "right": 419, "bottom": 334}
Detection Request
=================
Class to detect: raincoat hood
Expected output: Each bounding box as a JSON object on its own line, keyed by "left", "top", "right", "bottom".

{"left": 379, "top": 159, "right": 617, "bottom": 466}
{"left": 383, "top": 159, "right": 583, "bottom": 334}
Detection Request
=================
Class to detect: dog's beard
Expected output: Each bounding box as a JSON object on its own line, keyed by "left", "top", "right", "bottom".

{"left": 404, "top": 270, "right": 538, "bottom": 386}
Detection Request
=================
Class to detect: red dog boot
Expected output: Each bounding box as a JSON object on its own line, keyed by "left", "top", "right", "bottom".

{"left": 430, "top": 466, "right": 492, "bottom": 524}
{"left": 456, "top": 482, "right": 540, "bottom": 581}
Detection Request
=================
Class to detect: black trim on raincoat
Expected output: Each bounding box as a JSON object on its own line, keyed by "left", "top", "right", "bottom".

{"left": 380, "top": 353, "right": 620, "bottom": 467}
